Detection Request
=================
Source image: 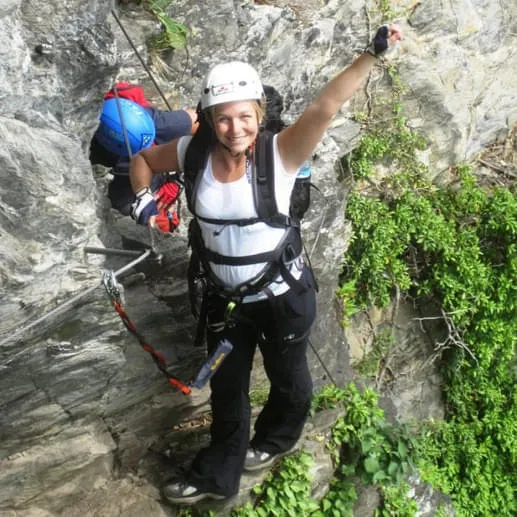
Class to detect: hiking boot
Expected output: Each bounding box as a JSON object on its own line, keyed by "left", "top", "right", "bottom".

{"left": 163, "top": 480, "right": 227, "bottom": 504}
{"left": 244, "top": 446, "right": 296, "bottom": 472}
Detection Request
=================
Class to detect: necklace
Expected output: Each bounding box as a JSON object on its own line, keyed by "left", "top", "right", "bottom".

{"left": 245, "top": 153, "right": 252, "bottom": 184}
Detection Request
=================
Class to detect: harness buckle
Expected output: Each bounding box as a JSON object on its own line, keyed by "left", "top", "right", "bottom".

{"left": 283, "top": 243, "right": 297, "bottom": 263}
{"left": 224, "top": 300, "right": 237, "bottom": 323}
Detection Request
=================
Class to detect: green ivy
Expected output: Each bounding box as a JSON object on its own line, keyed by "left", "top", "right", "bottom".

{"left": 228, "top": 383, "right": 417, "bottom": 516}
{"left": 375, "top": 483, "right": 418, "bottom": 517}
{"left": 336, "top": 278, "right": 362, "bottom": 326}
{"left": 344, "top": 170, "right": 517, "bottom": 515}
{"left": 344, "top": 65, "right": 427, "bottom": 184}
{"left": 340, "top": 65, "right": 517, "bottom": 515}
{"left": 231, "top": 451, "right": 319, "bottom": 517}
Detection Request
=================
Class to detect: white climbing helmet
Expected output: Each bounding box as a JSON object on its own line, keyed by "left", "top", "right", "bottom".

{"left": 200, "top": 61, "right": 264, "bottom": 110}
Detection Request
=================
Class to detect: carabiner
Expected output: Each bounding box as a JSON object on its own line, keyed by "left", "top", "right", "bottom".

{"left": 102, "top": 270, "right": 124, "bottom": 304}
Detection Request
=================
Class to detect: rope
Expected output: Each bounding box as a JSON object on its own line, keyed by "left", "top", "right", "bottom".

{"left": 102, "top": 271, "right": 236, "bottom": 394}
{"left": 308, "top": 335, "right": 336, "bottom": 385}
{"left": 302, "top": 180, "right": 337, "bottom": 385}
{"left": 111, "top": 85, "right": 133, "bottom": 159}
{"left": 111, "top": 8, "right": 173, "bottom": 111}
{"left": 110, "top": 296, "right": 191, "bottom": 395}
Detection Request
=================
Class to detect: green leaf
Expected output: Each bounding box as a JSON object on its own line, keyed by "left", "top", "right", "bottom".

{"left": 364, "top": 456, "right": 380, "bottom": 473}
{"left": 361, "top": 437, "right": 376, "bottom": 454}
{"left": 398, "top": 440, "right": 409, "bottom": 458}
{"left": 284, "top": 486, "right": 296, "bottom": 501}
{"left": 372, "top": 470, "right": 389, "bottom": 483}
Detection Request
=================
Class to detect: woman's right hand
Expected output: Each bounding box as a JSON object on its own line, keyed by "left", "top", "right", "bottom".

{"left": 130, "top": 187, "right": 158, "bottom": 225}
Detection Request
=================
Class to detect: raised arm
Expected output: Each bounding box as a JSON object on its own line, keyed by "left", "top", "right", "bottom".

{"left": 278, "top": 24, "right": 403, "bottom": 173}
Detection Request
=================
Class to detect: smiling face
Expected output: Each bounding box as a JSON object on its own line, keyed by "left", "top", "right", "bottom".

{"left": 211, "top": 100, "right": 262, "bottom": 155}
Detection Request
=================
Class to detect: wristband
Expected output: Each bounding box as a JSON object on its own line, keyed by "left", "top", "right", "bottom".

{"left": 135, "top": 186, "right": 151, "bottom": 198}
{"left": 365, "top": 24, "right": 390, "bottom": 58}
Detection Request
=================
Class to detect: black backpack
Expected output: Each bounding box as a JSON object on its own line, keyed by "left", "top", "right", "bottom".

{"left": 259, "top": 85, "right": 313, "bottom": 222}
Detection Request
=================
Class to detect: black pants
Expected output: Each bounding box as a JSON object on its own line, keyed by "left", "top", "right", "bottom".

{"left": 187, "top": 267, "right": 316, "bottom": 497}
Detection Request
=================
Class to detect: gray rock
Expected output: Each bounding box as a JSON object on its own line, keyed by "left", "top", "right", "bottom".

{"left": 0, "top": 0, "right": 514, "bottom": 515}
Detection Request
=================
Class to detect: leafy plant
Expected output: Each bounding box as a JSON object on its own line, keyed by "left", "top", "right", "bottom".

{"left": 375, "top": 483, "right": 418, "bottom": 517}
{"left": 140, "top": 0, "right": 191, "bottom": 51}
{"left": 340, "top": 69, "right": 517, "bottom": 515}
{"left": 312, "top": 464, "right": 357, "bottom": 517}
{"left": 347, "top": 170, "right": 517, "bottom": 515}
{"left": 231, "top": 451, "right": 319, "bottom": 517}
{"left": 336, "top": 279, "right": 362, "bottom": 327}
{"left": 327, "top": 384, "right": 416, "bottom": 486}
{"left": 311, "top": 383, "right": 352, "bottom": 414}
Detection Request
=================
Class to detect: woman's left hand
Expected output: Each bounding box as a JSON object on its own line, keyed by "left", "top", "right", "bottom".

{"left": 387, "top": 24, "right": 403, "bottom": 46}
{"left": 366, "top": 23, "right": 403, "bottom": 57}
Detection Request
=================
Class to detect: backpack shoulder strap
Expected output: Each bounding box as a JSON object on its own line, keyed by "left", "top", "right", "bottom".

{"left": 253, "top": 131, "right": 298, "bottom": 228}
{"left": 253, "top": 131, "right": 278, "bottom": 220}
{"left": 183, "top": 137, "right": 209, "bottom": 214}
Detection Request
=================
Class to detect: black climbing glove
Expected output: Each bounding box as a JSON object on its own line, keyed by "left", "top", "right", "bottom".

{"left": 365, "top": 24, "right": 390, "bottom": 58}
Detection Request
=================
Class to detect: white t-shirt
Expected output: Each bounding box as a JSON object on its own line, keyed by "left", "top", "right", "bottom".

{"left": 177, "top": 134, "right": 303, "bottom": 301}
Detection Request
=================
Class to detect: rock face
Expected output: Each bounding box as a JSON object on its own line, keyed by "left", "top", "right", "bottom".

{"left": 0, "top": 0, "right": 515, "bottom": 515}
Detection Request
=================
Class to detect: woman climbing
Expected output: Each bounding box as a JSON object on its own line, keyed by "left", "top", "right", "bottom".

{"left": 129, "top": 23, "right": 403, "bottom": 504}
